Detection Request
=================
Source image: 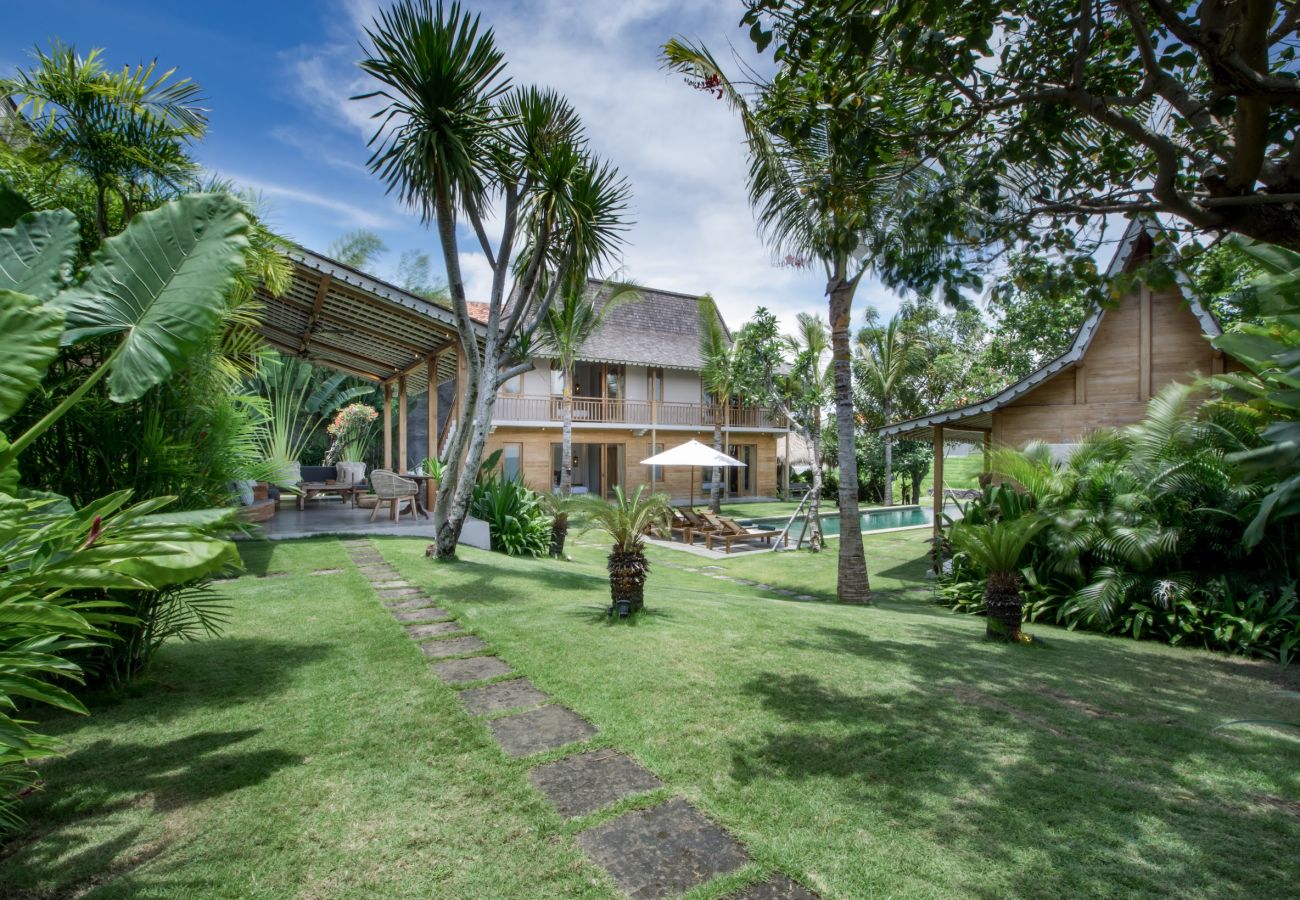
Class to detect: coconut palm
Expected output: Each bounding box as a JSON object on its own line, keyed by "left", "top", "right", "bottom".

{"left": 662, "top": 40, "right": 940, "bottom": 602}
{"left": 697, "top": 296, "right": 743, "bottom": 513}
{"left": 579, "top": 486, "right": 672, "bottom": 615}
{"left": 540, "top": 280, "right": 642, "bottom": 497}
{"left": 783, "top": 312, "right": 832, "bottom": 549}
{"left": 3, "top": 42, "right": 206, "bottom": 237}
{"left": 359, "top": 0, "right": 630, "bottom": 559}
{"left": 949, "top": 517, "right": 1048, "bottom": 641}
{"left": 856, "top": 314, "right": 925, "bottom": 505}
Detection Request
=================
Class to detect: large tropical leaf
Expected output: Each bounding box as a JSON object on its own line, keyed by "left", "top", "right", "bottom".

{"left": 0, "top": 209, "right": 78, "bottom": 301}
{"left": 53, "top": 193, "right": 251, "bottom": 402}
{"left": 111, "top": 537, "right": 240, "bottom": 589}
{"left": 0, "top": 289, "right": 63, "bottom": 423}
{"left": 0, "top": 183, "right": 33, "bottom": 230}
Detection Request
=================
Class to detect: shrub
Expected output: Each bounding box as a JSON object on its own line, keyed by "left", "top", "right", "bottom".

{"left": 470, "top": 476, "right": 552, "bottom": 557}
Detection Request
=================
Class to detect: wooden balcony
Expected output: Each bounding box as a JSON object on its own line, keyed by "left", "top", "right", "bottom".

{"left": 494, "top": 394, "right": 785, "bottom": 429}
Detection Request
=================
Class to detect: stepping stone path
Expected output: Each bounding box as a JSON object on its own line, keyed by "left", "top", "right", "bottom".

{"left": 578, "top": 798, "right": 751, "bottom": 899}
{"left": 420, "top": 635, "right": 489, "bottom": 658}
{"left": 529, "top": 750, "right": 662, "bottom": 819}
{"left": 458, "top": 678, "right": 548, "bottom": 715}
{"left": 338, "top": 536, "right": 819, "bottom": 899}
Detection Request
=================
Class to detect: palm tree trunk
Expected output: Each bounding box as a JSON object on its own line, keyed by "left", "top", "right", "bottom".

{"left": 809, "top": 416, "right": 824, "bottom": 552}
{"left": 830, "top": 274, "right": 870, "bottom": 603}
{"left": 561, "top": 370, "right": 574, "bottom": 496}
{"left": 883, "top": 398, "right": 894, "bottom": 507}
{"left": 984, "top": 571, "right": 1024, "bottom": 641}
{"left": 710, "top": 407, "right": 723, "bottom": 513}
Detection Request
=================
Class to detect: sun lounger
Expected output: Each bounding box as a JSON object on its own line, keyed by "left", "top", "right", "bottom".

{"left": 700, "top": 513, "right": 776, "bottom": 553}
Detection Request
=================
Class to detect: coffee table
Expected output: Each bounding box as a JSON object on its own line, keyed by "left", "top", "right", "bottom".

{"left": 296, "top": 481, "right": 365, "bottom": 510}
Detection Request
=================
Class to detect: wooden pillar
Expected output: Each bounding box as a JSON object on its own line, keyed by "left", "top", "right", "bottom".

{"left": 382, "top": 382, "right": 393, "bottom": 470}
{"left": 782, "top": 419, "right": 791, "bottom": 500}
{"left": 932, "top": 425, "right": 944, "bottom": 546}
{"left": 398, "top": 375, "right": 408, "bottom": 473}
{"left": 1139, "top": 285, "right": 1153, "bottom": 401}
{"left": 426, "top": 356, "right": 437, "bottom": 509}
{"left": 649, "top": 396, "right": 657, "bottom": 495}
{"left": 982, "top": 430, "right": 991, "bottom": 477}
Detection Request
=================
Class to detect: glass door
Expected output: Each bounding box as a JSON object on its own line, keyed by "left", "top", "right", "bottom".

{"left": 603, "top": 443, "right": 624, "bottom": 499}
{"left": 727, "top": 444, "right": 756, "bottom": 496}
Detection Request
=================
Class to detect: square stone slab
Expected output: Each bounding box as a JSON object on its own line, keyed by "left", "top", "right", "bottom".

{"left": 432, "top": 655, "right": 512, "bottom": 684}
{"left": 576, "top": 798, "right": 749, "bottom": 899}
{"left": 370, "top": 580, "right": 411, "bottom": 589}
{"left": 728, "top": 875, "right": 821, "bottom": 900}
{"left": 311, "top": 568, "right": 345, "bottom": 576}
{"left": 406, "top": 621, "right": 462, "bottom": 640}
{"left": 528, "top": 750, "right": 662, "bottom": 819}
{"left": 377, "top": 587, "right": 423, "bottom": 600}
{"left": 386, "top": 597, "right": 438, "bottom": 611}
{"left": 458, "top": 678, "right": 548, "bottom": 716}
{"left": 488, "top": 706, "right": 597, "bottom": 758}
{"left": 420, "top": 635, "right": 488, "bottom": 658}
{"left": 392, "top": 607, "right": 451, "bottom": 623}
{"left": 350, "top": 555, "right": 383, "bottom": 564}
{"left": 358, "top": 567, "right": 400, "bottom": 578}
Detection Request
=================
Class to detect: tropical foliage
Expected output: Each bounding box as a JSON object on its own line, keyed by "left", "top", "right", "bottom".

{"left": 0, "top": 191, "right": 247, "bottom": 833}
{"left": 325, "top": 402, "right": 380, "bottom": 465}
{"left": 579, "top": 486, "right": 671, "bottom": 614}
{"left": 470, "top": 474, "right": 553, "bottom": 558}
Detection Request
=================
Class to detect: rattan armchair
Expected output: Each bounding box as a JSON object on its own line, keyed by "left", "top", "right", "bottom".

{"left": 368, "top": 469, "right": 419, "bottom": 522}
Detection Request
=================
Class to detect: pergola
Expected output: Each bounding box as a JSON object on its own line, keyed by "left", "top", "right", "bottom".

{"left": 254, "top": 246, "right": 481, "bottom": 507}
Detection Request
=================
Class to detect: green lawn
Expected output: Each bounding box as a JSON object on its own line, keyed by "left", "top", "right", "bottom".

{"left": 4, "top": 532, "right": 1299, "bottom": 897}
{"left": 920, "top": 452, "right": 986, "bottom": 494}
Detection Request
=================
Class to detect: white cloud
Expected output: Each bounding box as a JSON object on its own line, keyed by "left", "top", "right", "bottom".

{"left": 457, "top": 251, "right": 496, "bottom": 307}
{"left": 221, "top": 171, "right": 399, "bottom": 230}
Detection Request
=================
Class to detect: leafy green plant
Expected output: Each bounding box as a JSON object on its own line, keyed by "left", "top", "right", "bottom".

{"left": 949, "top": 517, "right": 1047, "bottom": 641}
{"left": 578, "top": 486, "right": 671, "bottom": 615}
{"left": 470, "top": 475, "right": 551, "bottom": 558}
{"left": 419, "top": 456, "right": 446, "bottom": 482}
{"left": 0, "top": 192, "right": 248, "bottom": 832}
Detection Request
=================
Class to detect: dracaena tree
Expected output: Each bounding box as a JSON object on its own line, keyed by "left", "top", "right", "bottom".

{"left": 663, "top": 40, "right": 955, "bottom": 602}
{"left": 358, "top": 0, "right": 630, "bottom": 558}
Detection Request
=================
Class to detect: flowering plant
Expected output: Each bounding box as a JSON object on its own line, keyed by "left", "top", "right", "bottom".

{"left": 325, "top": 403, "right": 379, "bottom": 463}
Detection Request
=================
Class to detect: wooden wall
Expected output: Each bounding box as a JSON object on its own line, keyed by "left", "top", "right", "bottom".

{"left": 484, "top": 427, "right": 781, "bottom": 503}
{"left": 991, "top": 286, "right": 1228, "bottom": 448}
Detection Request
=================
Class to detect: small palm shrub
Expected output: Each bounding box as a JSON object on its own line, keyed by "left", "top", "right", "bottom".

{"left": 537, "top": 492, "right": 580, "bottom": 558}
{"left": 949, "top": 517, "right": 1047, "bottom": 641}
{"left": 470, "top": 475, "right": 552, "bottom": 557}
{"left": 578, "top": 486, "right": 671, "bottom": 615}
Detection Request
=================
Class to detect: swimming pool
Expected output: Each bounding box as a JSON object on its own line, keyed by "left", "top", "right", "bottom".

{"left": 749, "top": 505, "right": 934, "bottom": 539}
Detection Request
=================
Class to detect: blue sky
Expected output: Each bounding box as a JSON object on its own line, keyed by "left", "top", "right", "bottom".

{"left": 4, "top": 0, "right": 908, "bottom": 331}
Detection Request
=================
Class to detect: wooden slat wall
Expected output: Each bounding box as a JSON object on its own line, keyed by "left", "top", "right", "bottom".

{"left": 484, "top": 427, "right": 781, "bottom": 502}
{"left": 991, "top": 286, "right": 1225, "bottom": 449}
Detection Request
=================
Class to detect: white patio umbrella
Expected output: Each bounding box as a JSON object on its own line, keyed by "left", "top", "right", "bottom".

{"left": 640, "top": 439, "right": 746, "bottom": 509}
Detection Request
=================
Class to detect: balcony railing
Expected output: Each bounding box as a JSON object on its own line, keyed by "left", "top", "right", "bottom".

{"left": 494, "top": 394, "right": 785, "bottom": 429}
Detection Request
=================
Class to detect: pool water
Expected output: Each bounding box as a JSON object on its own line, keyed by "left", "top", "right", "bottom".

{"left": 750, "top": 505, "right": 933, "bottom": 537}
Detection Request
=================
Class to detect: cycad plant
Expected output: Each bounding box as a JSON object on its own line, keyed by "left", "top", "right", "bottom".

{"left": 579, "top": 486, "right": 671, "bottom": 615}
{"left": 537, "top": 490, "right": 579, "bottom": 559}
{"left": 540, "top": 280, "right": 641, "bottom": 496}
{"left": 950, "top": 516, "right": 1047, "bottom": 641}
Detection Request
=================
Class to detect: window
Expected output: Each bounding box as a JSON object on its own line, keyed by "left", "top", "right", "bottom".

{"left": 647, "top": 367, "right": 664, "bottom": 402}
{"left": 550, "top": 366, "right": 565, "bottom": 396}
{"left": 502, "top": 443, "right": 522, "bottom": 482}
{"left": 605, "top": 364, "right": 625, "bottom": 400}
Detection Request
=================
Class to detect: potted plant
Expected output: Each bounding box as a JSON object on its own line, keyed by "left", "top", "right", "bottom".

{"left": 949, "top": 516, "right": 1047, "bottom": 641}
{"left": 326, "top": 402, "right": 379, "bottom": 485}
{"left": 579, "top": 486, "right": 671, "bottom": 616}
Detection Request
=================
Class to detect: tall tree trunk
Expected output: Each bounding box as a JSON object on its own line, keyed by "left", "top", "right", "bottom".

{"left": 561, "top": 367, "right": 574, "bottom": 496}
{"left": 435, "top": 358, "right": 498, "bottom": 558}
{"left": 709, "top": 406, "right": 723, "bottom": 513}
{"left": 808, "top": 416, "right": 824, "bottom": 552}
{"left": 830, "top": 275, "right": 870, "bottom": 603}
{"left": 883, "top": 397, "right": 894, "bottom": 507}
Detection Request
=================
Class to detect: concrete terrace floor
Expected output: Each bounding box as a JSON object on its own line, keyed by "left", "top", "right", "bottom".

{"left": 252, "top": 498, "right": 438, "bottom": 541}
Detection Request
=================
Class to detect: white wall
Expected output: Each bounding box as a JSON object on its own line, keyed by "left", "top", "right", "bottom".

{"left": 663, "top": 368, "right": 700, "bottom": 402}
{"left": 625, "top": 365, "right": 647, "bottom": 401}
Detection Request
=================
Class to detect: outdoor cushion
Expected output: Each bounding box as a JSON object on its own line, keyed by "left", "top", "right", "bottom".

{"left": 300, "top": 465, "right": 338, "bottom": 483}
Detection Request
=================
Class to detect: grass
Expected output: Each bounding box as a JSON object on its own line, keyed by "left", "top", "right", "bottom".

{"left": 4, "top": 532, "right": 1299, "bottom": 897}
{"left": 920, "top": 452, "right": 985, "bottom": 494}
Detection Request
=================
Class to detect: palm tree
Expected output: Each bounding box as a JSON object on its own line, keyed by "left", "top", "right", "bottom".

{"left": 358, "top": 0, "right": 630, "bottom": 559}
{"left": 579, "top": 486, "right": 672, "bottom": 615}
{"left": 855, "top": 314, "right": 925, "bottom": 506}
{"left": 3, "top": 43, "right": 206, "bottom": 238}
{"left": 697, "top": 296, "right": 742, "bottom": 513}
{"left": 663, "top": 41, "right": 935, "bottom": 602}
{"left": 783, "top": 312, "right": 832, "bottom": 550}
{"left": 949, "top": 517, "right": 1047, "bottom": 641}
{"left": 540, "top": 280, "right": 642, "bottom": 497}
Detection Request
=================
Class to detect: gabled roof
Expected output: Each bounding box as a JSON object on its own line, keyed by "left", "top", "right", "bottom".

{"left": 879, "top": 218, "right": 1223, "bottom": 440}
{"left": 534, "top": 280, "right": 727, "bottom": 371}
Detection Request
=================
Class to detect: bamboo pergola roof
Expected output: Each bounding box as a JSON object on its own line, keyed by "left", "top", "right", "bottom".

{"left": 254, "top": 247, "right": 479, "bottom": 391}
